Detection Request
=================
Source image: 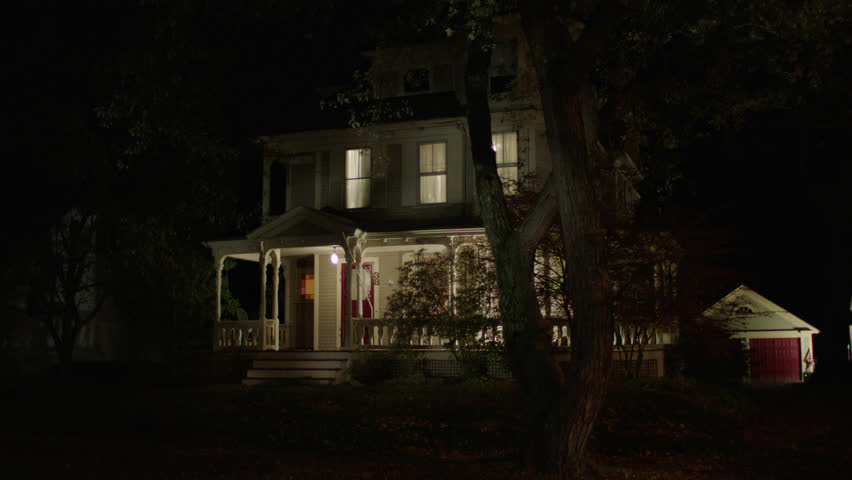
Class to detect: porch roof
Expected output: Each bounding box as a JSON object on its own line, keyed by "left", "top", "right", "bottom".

{"left": 205, "top": 206, "right": 486, "bottom": 260}
{"left": 247, "top": 206, "right": 358, "bottom": 240}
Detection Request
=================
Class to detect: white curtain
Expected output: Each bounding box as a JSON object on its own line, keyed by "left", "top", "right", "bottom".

{"left": 345, "top": 148, "right": 371, "bottom": 208}
{"left": 419, "top": 143, "right": 447, "bottom": 204}
{"left": 492, "top": 132, "right": 518, "bottom": 185}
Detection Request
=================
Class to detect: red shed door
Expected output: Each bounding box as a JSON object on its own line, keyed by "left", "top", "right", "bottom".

{"left": 749, "top": 338, "right": 801, "bottom": 384}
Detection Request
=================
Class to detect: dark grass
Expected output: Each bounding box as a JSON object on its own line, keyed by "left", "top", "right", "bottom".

{"left": 1, "top": 373, "right": 850, "bottom": 479}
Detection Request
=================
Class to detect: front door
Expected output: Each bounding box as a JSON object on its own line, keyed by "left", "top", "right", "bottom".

{"left": 292, "top": 256, "right": 315, "bottom": 350}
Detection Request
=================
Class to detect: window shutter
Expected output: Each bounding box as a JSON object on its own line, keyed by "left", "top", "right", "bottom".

{"left": 371, "top": 155, "right": 387, "bottom": 209}
{"left": 386, "top": 144, "right": 403, "bottom": 207}
{"left": 378, "top": 71, "right": 400, "bottom": 98}
{"left": 433, "top": 64, "right": 453, "bottom": 92}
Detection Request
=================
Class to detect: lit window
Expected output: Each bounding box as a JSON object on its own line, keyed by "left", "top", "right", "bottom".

{"left": 492, "top": 132, "right": 518, "bottom": 192}
{"left": 345, "top": 148, "right": 371, "bottom": 209}
{"left": 300, "top": 274, "right": 314, "bottom": 300}
{"left": 419, "top": 142, "right": 447, "bottom": 204}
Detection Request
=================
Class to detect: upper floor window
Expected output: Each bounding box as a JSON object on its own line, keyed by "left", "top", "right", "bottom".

{"left": 492, "top": 132, "right": 518, "bottom": 192}
{"left": 404, "top": 68, "right": 430, "bottom": 93}
{"left": 346, "top": 148, "right": 371, "bottom": 209}
{"left": 490, "top": 40, "right": 518, "bottom": 93}
{"left": 419, "top": 142, "right": 447, "bottom": 204}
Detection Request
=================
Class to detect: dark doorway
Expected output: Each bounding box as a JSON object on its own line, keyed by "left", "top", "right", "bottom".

{"left": 221, "top": 258, "right": 260, "bottom": 321}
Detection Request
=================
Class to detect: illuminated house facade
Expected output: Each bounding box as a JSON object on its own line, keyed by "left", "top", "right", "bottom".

{"left": 205, "top": 18, "right": 647, "bottom": 382}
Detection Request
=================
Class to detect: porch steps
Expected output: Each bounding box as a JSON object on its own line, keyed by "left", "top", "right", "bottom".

{"left": 241, "top": 351, "right": 351, "bottom": 386}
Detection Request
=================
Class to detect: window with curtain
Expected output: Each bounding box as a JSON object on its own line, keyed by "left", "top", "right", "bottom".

{"left": 492, "top": 132, "right": 518, "bottom": 192}
{"left": 345, "top": 148, "right": 371, "bottom": 209}
{"left": 419, "top": 142, "right": 447, "bottom": 204}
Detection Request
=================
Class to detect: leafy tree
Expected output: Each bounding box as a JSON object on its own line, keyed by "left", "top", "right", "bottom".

{"left": 384, "top": 242, "right": 502, "bottom": 377}
{"left": 27, "top": 210, "right": 108, "bottom": 376}
{"left": 608, "top": 229, "right": 681, "bottom": 379}
{"left": 440, "top": 0, "right": 851, "bottom": 476}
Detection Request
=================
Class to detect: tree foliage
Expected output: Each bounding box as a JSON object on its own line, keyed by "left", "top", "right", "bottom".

{"left": 27, "top": 210, "right": 108, "bottom": 375}
{"left": 608, "top": 229, "right": 681, "bottom": 378}
{"left": 384, "top": 242, "right": 502, "bottom": 377}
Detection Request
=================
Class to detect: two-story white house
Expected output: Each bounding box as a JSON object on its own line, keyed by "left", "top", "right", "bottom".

{"left": 205, "top": 18, "right": 645, "bottom": 382}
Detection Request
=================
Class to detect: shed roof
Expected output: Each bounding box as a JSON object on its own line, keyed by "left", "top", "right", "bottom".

{"left": 702, "top": 284, "right": 820, "bottom": 334}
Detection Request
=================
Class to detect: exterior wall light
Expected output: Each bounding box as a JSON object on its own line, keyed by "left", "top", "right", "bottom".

{"left": 330, "top": 247, "right": 339, "bottom": 265}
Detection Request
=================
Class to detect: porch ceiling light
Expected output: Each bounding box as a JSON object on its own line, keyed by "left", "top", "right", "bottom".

{"left": 330, "top": 247, "right": 339, "bottom": 265}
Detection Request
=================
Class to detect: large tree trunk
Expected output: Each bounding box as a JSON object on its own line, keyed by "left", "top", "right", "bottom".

{"left": 521, "top": 87, "right": 614, "bottom": 477}
{"left": 464, "top": 3, "right": 621, "bottom": 477}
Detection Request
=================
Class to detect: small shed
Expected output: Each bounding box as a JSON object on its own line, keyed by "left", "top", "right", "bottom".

{"left": 703, "top": 285, "right": 820, "bottom": 384}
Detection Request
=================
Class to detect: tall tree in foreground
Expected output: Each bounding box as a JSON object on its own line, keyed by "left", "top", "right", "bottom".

{"left": 330, "top": 0, "right": 850, "bottom": 475}
{"left": 462, "top": 1, "right": 628, "bottom": 474}
{"left": 457, "top": 0, "right": 851, "bottom": 476}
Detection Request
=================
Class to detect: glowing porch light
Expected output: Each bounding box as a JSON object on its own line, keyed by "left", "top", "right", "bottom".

{"left": 330, "top": 247, "right": 339, "bottom": 265}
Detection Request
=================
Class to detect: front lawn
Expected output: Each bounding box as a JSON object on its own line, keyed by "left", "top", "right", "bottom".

{"left": 2, "top": 375, "right": 849, "bottom": 479}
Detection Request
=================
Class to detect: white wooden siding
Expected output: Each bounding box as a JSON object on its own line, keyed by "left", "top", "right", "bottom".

{"left": 316, "top": 253, "right": 339, "bottom": 350}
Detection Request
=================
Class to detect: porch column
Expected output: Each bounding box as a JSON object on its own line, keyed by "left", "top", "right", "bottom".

{"left": 342, "top": 235, "right": 355, "bottom": 349}
{"left": 355, "top": 258, "right": 363, "bottom": 318}
{"left": 281, "top": 257, "right": 291, "bottom": 349}
{"left": 214, "top": 255, "right": 225, "bottom": 350}
{"left": 259, "top": 252, "right": 267, "bottom": 320}
{"left": 215, "top": 256, "right": 224, "bottom": 324}
{"left": 259, "top": 251, "right": 268, "bottom": 349}
{"left": 271, "top": 250, "right": 281, "bottom": 350}
{"left": 272, "top": 251, "right": 280, "bottom": 319}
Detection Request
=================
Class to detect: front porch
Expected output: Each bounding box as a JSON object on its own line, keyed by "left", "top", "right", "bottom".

{"left": 206, "top": 207, "right": 675, "bottom": 382}
{"left": 206, "top": 206, "right": 486, "bottom": 353}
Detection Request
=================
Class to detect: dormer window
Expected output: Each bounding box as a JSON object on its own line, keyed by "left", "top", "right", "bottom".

{"left": 419, "top": 142, "right": 447, "bottom": 204}
{"left": 345, "top": 148, "right": 371, "bottom": 209}
{"left": 492, "top": 131, "right": 519, "bottom": 192}
{"left": 404, "top": 68, "right": 430, "bottom": 93}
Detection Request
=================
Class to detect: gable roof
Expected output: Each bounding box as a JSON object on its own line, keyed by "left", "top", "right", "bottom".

{"left": 702, "top": 284, "right": 820, "bottom": 333}
{"left": 247, "top": 206, "right": 358, "bottom": 240}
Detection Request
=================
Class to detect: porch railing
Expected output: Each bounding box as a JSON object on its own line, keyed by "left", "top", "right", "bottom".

{"left": 352, "top": 318, "right": 446, "bottom": 348}
{"left": 354, "top": 318, "right": 569, "bottom": 349}
{"left": 263, "top": 318, "right": 278, "bottom": 351}
{"left": 214, "top": 318, "right": 675, "bottom": 351}
{"left": 351, "top": 318, "right": 672, "bottom": 350}
{"left": 215, "top": 320, "right": 261, "bottom": 350}
{"left": 552, "top": 318, "right": 571, "bottom": 348}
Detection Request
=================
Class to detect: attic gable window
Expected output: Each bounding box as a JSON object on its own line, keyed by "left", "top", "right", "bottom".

{"left": 419, "top": 142, "right": 447, "bottom": 204}
{"left": 403, "top": 68, "right": 430, "bottom": 93}
{"left": 492, "top": 131, "right": 519, "bottom": 192}
{"left": 345, "top": 148, "right": 371, "bottom": 209}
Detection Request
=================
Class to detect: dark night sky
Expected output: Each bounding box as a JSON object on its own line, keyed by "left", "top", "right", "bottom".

{"left": 10, "top": 2, "right": 852, "bottom": 366}
{"left": 659, "top": 105, "right": 852, "bottom": 364}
